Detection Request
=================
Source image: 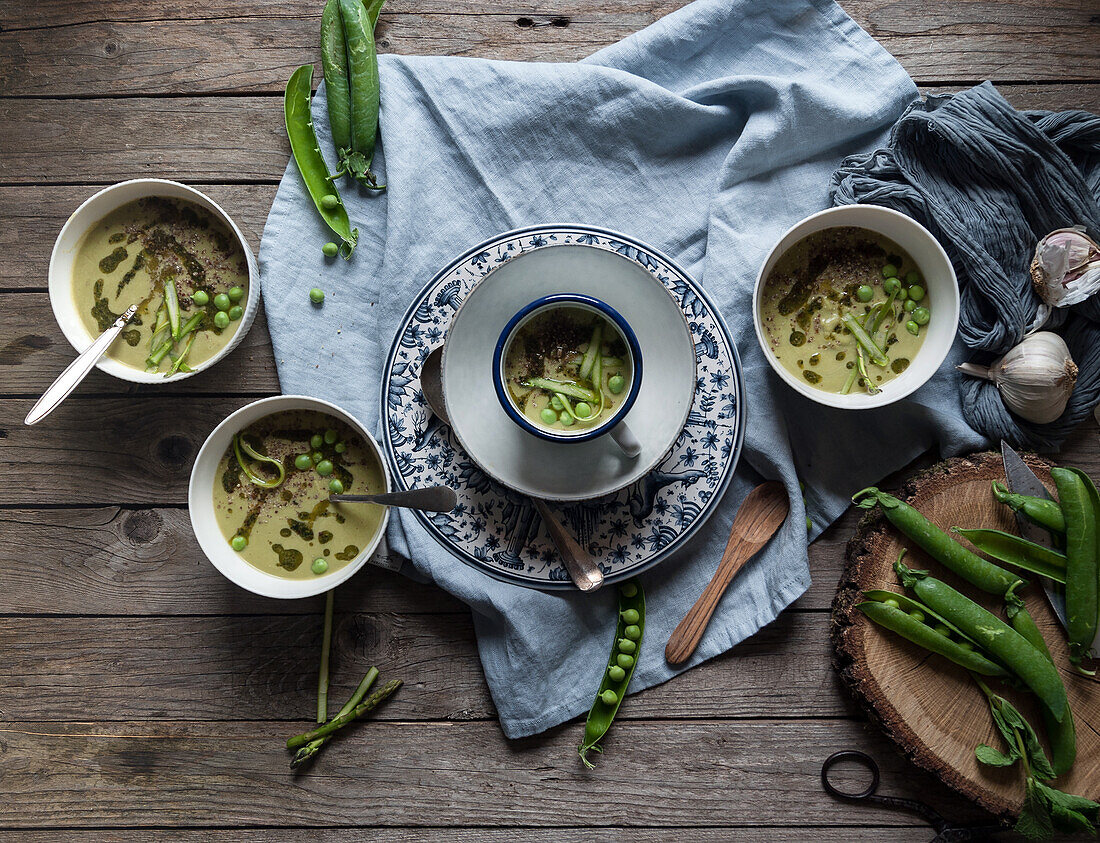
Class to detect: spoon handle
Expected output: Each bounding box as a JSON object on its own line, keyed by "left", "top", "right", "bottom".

{"left": 25, "top": 304, "right": 138, "bottom": 426}
{"left": 331, "top": 486, "right": 458, "bottom": 512}
{"left": 532, "top": 498, "right": 604, "bottom": 592}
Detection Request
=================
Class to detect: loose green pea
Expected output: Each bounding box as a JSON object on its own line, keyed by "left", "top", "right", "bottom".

{"left": 624, "top": 624, "right": 641, "bottom": 641}
{"left": 230, "top": 535, "right": 247, "bottom": 552}
{"left": 213, "top": 311, "right": 230, "bottom": 329}
{"left": 559, "top": 412, "right": 575, "bottom": 426}
{"left": 620, "top": 583, "right": 638, "bottom": 598}
{"left": 334, "top": 442, "right": 346, "bottom": 454}
{"left": 896, "top": 287, "right": 908, "bottom": 301}
{"left": 912, "top": 306, "right": 930, "bottom": 326}
{"left": 316, "top": 460, "right": 334, "bottom": 476}
{"left": 884, "top": 277, "right": 901, "bottom": 295}
{"left": 192, "top": 290, "right": 210, "bottom": 306}
{"left": 904, "top": 299, "right": 917, "bottom": 312}
{"left": 214, "top": 293, "right": 231, "bottom": 311}
{"left": 322, "top": 242, "right": 339, "bottom": 258}
{"left": 311, "top": 434, "right": 324, "bottom": 449}
{"left": 908, "top": 610, "right": 926, "bottom": 623}
{"left": 311, "top": 557, "right": 329, "bottom": 575}
{"left": 574, "top": 402, "right": 592, "bottom": 417}
{"left": 908, "top": 284, "right": 925, "bottom": 302}
{"left": 329, "top": 479, "right": 344, "bottom": 494}
{"left": 616, "top": 653, "right": 635, "bottom": 669}
{"left": 309, "top": 288, "right": 325, "bottom": 304}
{"left": 618, "top": 638, "right": 637, "bottom": 654}
{"left": 550, "top": 395, "right": 563, "bottom": 411}
{"left": 906, "top": 320, "right": 920, "bottom": 336}
{"left": 540, "top": 408, "right": 558, "bottom": 425}
{"left": 228, "top": 286, "right": 245, "bottom": 303}
{"left": 228, "top": 305, "right": 243, "bottom": 321}
{"left": 312, "top": 451, "right": 324, "bottom": 464}
{"left": 933, "top": 623, "right": 951, "bottom": 637}
{"left": 608, "top": 665, "right": 626, "bottom": 682}
{"left": 294, "top": 454, "right": 312, "bottom": 470}
{"left": 856, "top": 285, "right": 874, "bottom": 302}
{"left": 320, "top": 194, "right": 340, "bottom": 210}
{"left": 600, "top": 689, "right": 618, "bottom": 705}
{"left": 324, "top": 429, "right": 338, "bottom": 445}
{"left": 906, "top": 270, "right": 920, "bottom": 285}
{"left": 882, "top": 263, "right": 898, "bottom": 278}
{"left": 621, "top": 609, "right": 640, "bottom": 624}
{"left": 608, "top": 375, "right": 625, "bottom": 394}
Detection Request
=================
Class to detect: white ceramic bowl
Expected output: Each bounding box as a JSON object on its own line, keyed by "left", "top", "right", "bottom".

{"left": 48, "top": 179, "right": 260, "bottom": 383}
{"left": 441, "top": 240, "right": 696, "bottom": 502}
{"left": 752, "top": 205, "right": 959, "bottom": 409}
{"left": 188, "top": 395, "right": 391, "bottom": 599}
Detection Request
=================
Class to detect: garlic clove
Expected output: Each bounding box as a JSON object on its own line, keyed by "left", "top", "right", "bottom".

{"left": 958, "top": 331, "right": 1078, "bottom": 424}
{"left": 1030, "top": 226, "right": 1100, "bottom": 308}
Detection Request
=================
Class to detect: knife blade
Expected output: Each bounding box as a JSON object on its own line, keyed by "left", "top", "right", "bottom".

{"left": 1001, "top": 440, "right": 1068, "bottom": 631}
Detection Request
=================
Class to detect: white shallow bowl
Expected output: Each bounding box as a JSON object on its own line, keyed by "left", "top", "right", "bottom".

{"left": 753, "top": 205, "right": 959, "bottom": 409}
{"left": 188, "top": 395, "right": 391, "bottom": 599}
{"left": 48, "top": 179, "right": 260, "bottom": 383}
{"left": 442, "top": 242, "right": 697, "bottom": 502}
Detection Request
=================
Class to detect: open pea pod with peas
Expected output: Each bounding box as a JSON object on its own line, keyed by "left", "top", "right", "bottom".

{"left": 579, "top": 580, "right": 644, "bottom": 769}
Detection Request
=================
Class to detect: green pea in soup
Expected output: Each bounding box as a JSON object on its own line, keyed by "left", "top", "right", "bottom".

{"left": 72, "top": 196, "right": 249, "bottom": 376}
{"left": 213, "top": 410, "right": 385, "bottom": 580}
{"left": 504, "top": 306, "right": 632, "bottom": 433}
{"left": 759, "top": 227, "right": 931, "bottom": 395}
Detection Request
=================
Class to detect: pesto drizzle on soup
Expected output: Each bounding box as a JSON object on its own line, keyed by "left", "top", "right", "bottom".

{"left": 758, "top": 227, "right": 932, "bottom": 395}
{"left": 212, "top": 410, "right": 385, "bottom": 581}
{"left": 71, "top": 196, "right": 249, "bottom": 376}
{"left": 504, "top": 306, "right": 632, "bottom": 433}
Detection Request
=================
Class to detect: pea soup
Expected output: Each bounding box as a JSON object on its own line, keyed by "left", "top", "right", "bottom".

{"left": 503, "top": 306, "right": 632, "bottom": 433}
{"left": 213, "top": 410, "right": 385, "bottom": 580}
{"left": 759, "top": 227, "right": 932, "bottom": 395}
{"left": 72, "top": 196, "right": 249, "bottom": 376}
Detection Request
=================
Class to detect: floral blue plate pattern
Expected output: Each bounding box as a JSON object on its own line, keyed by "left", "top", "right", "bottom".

{"left": 381, "top": 225, "right": 745, "bottom": 589}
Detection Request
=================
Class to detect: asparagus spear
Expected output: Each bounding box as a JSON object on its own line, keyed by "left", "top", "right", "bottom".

{"left": 286, "top": 678, "right": 402, "bottom": 750}
{"left": 317, "top": 590, "right": 335, "bottom": 723}
{"left": 291, "top": 667, "right": 379, "bottom": 769}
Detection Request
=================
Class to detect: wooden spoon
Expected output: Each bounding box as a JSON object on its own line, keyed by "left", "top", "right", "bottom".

{"left": 665, "top": 481, "right": 790, "bottom": 665}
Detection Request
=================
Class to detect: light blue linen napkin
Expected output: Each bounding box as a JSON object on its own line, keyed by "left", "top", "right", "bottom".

{"left": 259, "top": 0, "right": 941, "bottom": 738}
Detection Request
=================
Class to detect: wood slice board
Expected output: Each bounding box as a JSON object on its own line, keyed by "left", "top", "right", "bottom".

{"left": 832, "top": 450, "right": 1100, "bottom": 820}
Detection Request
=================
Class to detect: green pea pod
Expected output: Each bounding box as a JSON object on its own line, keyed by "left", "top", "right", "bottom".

{"left": 853, "top": 487, "right": 1023, "bottom": 596}
{"left": 320, "top": 0, "right": 353, "bottom": 162}
{"left": 364, "top": 0, "right": 385, "bottom": 27}
{"left": 858, "top": 600, "right": 1007, "bottom": 677}
{"left": 1052, "top": 468, "right": 1099, "bottom": 667}
{"left": 896, "top": 557, "right": 1067, "bottom": 721}
{"left": 862, "top": 589, "right": 983, "bottom": 648}
{"left": 284, "top": 65, "right": 357, "bottom": 258}
{"left": 952, "top": 527, "right": 1067, "bottom": 584}
{"left": 579, "top": 581, "right": 644, "bottom": 768}
{"left": 338, "top": 0, "right": 382, "bottom": 184}
{"left": 992, "top": 480, "right": 1066, "bottom": 535}
{"left": 1004, "top": 585, "right": 1076, "bottom": 777}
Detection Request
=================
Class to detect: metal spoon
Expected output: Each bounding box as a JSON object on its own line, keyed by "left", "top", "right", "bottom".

{"left": 331, "top": 486, "right": 457, "bottom": 512}
{"left": 25, "top": 304, "right": 138, "bottom": 426}
{"left": 421, "top": 346, "right": 604, "bottom": 592}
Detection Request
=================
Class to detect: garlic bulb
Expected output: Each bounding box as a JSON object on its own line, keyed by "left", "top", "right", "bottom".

{"left": 1030, "top": 227, "right": 1100, "bottom": 308}
{"left": 958, "top": 332, "right": 1078, "bottom": 424}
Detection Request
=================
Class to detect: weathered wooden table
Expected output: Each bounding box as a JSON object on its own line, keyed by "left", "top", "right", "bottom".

{"left": 1, "top": 1, "right": 1098, "bottom": 838}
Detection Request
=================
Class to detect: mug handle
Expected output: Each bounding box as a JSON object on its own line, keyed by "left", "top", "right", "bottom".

{"left": 610, "top": 421, "right": 642, "bottom": 459}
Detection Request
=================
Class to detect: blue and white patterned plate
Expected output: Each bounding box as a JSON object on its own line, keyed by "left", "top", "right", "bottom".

{"left": 380, "top": 225, "right": 745, "bottom": 589}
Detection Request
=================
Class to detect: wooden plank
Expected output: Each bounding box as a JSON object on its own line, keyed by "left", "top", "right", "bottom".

{"left": 0, "top": 830, "right": 939, "bottom": 842}
{"left": 3, "top": 84, "right": 1097, "bottom": 186}
{"left": 0, "top": 294, "right": 280, "bottom": 394}
{"left": 1, "top": 0, "right": 1097, "bottom": 95}
{"left": 0, "top": 610, "right": 845, "bottom": 722}
{"left": 0, "top": 718, "right": 986, "bottom": 828}
{"left": 0, "top": 427, "right": 1095, "bottom": 614}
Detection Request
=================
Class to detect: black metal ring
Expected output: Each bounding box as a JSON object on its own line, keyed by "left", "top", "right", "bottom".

{"left": 821, "top": 750, "right": 880, "bottom": 800}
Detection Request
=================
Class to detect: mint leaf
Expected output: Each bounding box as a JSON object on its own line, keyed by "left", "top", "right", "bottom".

{"left": 1015, "top": 779, "right": 1054, "bottom": 841}
{"left": 1037, "top": 780, "right": 1100, "bottom": 827}
{"left": 976, "top": 743, "right": 1018, "bottom": 767}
